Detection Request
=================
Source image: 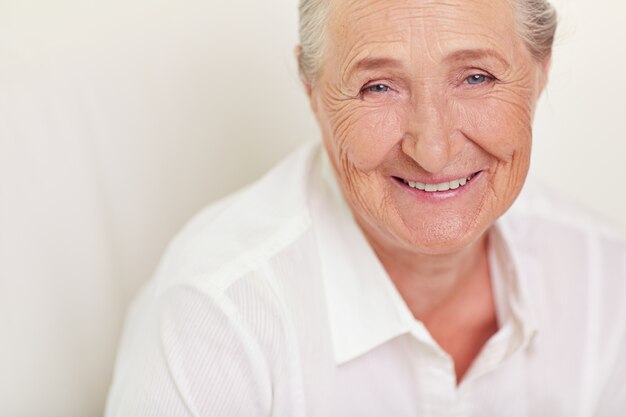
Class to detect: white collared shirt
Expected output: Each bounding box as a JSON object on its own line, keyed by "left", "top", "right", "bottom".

{"left": 106, "top": 143, "right": 626, "bottom": 417}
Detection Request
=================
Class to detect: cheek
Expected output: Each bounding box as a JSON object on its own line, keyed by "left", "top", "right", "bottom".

{"left": 458, "top": 90, "right": 536, "bottom": 214}
{"left": 459, "top": 93, "right": 534, "bottom": 162}
{"left": 327, "top": 101, "right": 405, "bottom": 172}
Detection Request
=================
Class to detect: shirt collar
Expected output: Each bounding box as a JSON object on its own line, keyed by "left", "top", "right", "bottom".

{"left": 492, "top": 208, "right": 539, "bottom": 351}
{"left": 309, "top": 146, "right": 537, "bottom": 365}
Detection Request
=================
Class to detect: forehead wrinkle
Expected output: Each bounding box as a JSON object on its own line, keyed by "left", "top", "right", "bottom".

{"left": 331, "top": 0, "right": 419, "bottom": 46}
{"left": 408, "top": 10, "right": 443, "bottom": 74}
{"left": 335, "top": 0, "right": 492, "bottom": 75}
{"left": 330, "top": 0, "right": 531, "bottom": 87}
{"left": 334, "top": 13, "right": 432, "bottom": 84}
{"left": 339, "top": 39, "right": 407, "bottom": 85}
{"left": 344, "top": 57, "right": 404, "bottom": 82}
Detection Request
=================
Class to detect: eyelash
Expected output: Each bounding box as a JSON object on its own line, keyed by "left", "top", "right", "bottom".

{"left": 360, "top": 71, "right": 496, "bottom": 96}
{"left": 361, "top": 83, "right": 391, "bottom": 95}
{"left": 463, "top": 72, "right": 496, "bottom": 86}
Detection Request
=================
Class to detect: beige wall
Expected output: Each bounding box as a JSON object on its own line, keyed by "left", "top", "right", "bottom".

{"left": 0, "top": 0, "right": 624, "bottom": 416}
{"left": 533, "top": 0, "right": 626, "bottom": 233}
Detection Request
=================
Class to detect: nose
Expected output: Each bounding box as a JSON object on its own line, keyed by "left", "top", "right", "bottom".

{"left": 401, "top": 91, "right": 458, "bottom": 174}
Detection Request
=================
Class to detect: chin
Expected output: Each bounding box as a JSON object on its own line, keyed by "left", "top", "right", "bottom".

{"left": 393, "top": 214, "right": 490, "bottom": 256}
{"left": 355, "top": 208, "right": 485, "bottom": 257}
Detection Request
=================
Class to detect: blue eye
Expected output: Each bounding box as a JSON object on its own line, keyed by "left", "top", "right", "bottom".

{"left": 465, "top": 74, "right": 490, "bottom": 85}
{"left": 366, "top": 84, "right": 390, "bottom": 93}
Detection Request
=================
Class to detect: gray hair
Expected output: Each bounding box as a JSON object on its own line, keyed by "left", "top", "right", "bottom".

{"left": 298, "top": 0, "right": 557, "bottom": 85}
{"left": 515, "top": 0, "right": 558, "bottom": 60}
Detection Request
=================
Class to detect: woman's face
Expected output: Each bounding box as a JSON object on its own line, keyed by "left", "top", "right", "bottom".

{"left": 310, "top": 0, "right": 548, "bottom": 255}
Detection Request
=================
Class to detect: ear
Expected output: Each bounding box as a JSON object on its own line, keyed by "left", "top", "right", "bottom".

{"left": 295, "top": 45, "right": 314, "bottom": 98}
{"left": 294, "top": 44, "right": 317, "bottom": 111}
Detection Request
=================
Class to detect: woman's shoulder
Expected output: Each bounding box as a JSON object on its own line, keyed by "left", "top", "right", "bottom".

{"left": 506, "top": 178, "right": 626, "bottom": 248}
{"left": 500, "top": 181, "right": 626, "bottom": 411}
{"left": 150, "top": 142, "right": 322, "bottom": 292}
{"left": 108, "top": 144, "right": 326, "bottom": 415}
{"left": 502, "top": 178, "right": 626, "bottom": 293}
{"left": 501, "top": 178, "right": 626, "bottom": 332}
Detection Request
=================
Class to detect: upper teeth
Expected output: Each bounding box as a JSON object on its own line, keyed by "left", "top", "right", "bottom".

{"left": 403, "top": 175, "right": 474, "bottom": 192}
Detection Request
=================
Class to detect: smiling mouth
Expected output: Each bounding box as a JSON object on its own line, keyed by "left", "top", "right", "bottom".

{"left": 396, "top": 172, "right": 481, "bottom": 193}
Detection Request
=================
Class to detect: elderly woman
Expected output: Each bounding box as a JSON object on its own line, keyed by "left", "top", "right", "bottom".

{"left": 106, "top": 0, "right": 626, "bottom": 415}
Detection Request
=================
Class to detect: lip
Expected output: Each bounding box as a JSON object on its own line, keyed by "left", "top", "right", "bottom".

{"left": 395, "top": 171, "right": 481, "bottom": 185}
{"left": 391, "top": 170, "right": 484, "bottom": 199}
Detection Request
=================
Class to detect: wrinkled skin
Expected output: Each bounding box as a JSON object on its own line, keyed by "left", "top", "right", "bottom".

{"left": 309, "top": 0, "right": 549, "bottom": 259}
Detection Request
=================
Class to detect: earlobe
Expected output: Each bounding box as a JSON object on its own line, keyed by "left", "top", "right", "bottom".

{"left": 294, "top": 44, "right": 303, "bottom": 72}
{"left": 304, "top": 81, "right": 314, "bottom": 101}
{"left": 308, "top": 86, "right": 319, "bottom": 114}
{"left": 538, "top": 54, "right": 552, "bottom": 93}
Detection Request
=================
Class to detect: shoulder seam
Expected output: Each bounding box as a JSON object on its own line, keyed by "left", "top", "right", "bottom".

{"left": 184, "top": 211, "right": 312, "bottom": 296}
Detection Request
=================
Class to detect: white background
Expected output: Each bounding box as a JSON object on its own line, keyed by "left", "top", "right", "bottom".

{"left": 0, "top": 0, "right": 624, "bottom": 416}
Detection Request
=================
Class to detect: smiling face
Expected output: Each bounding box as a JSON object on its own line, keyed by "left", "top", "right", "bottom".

{"left": 308, "top": 0, "right": 549, "bottom": 256}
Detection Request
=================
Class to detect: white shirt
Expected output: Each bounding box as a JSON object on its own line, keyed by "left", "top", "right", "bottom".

{"left": 106, "top": 142, "right": 626, "bottom": 417}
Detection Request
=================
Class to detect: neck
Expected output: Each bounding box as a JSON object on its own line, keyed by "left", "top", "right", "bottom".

{"left": 361, "top": 223, "right": 491, "bottom": 320}
{"left": 355, "top": 217, "right": 498, "bottom": 383}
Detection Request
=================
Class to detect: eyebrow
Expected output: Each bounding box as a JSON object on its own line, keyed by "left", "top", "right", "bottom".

{"left": 443, "top": 48, "right": 510, "bottom": 69}
{"left": 345, "top": 49, "right": 510, "bottom": 81}
{"left": 345, "top": 57, "right": 404, "bottom": 80}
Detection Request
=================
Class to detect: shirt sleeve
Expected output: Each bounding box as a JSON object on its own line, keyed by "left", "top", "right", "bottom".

{"left": 593, "top": 330, "right": 626, "bottom": 415}
{"left": 105, "top": 284, "right": 272, "bottom": 417}
{"left": 593, "top": 245, "right": 626, "bottom": 416}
